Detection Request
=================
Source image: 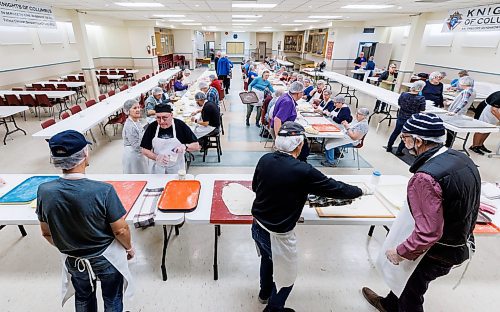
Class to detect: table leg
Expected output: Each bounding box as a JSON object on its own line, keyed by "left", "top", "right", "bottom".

{"left": 213, "top": 225, "right": 220, "bottom": 280}
{"left": 0, "top": 225, "right": 27, "bottom": 237}
{"left": 461, "top": 133, "right": 470, "bottom": 156}
{"left": 2, "top": 116, "right": 27, "bottom": 145}
{"left": 161, "top": 225, "right": 174, "bottom": 281}
{"left": 367, "top": 225, "right": 375, "bottom": 237}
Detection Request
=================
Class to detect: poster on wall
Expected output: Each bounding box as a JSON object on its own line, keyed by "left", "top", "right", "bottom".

{"left": 442, "top": 3, "right": 500, "bottom": 32}
{"left": 326, "top": 41, "right": 334, "bottom": 60}
{"left": 0, "top": 0, "right": 56, "bottom": 29}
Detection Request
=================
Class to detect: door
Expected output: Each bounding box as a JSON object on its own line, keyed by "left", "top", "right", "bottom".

{"left": 258, "top": 42, "right": 266, "bottom": 61}
{"left": 206, "top": 41, "right": 215, "bottom": 59}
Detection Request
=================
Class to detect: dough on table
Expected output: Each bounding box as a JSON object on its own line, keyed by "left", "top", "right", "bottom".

{"left": 222, "top": 183, "right": 255, "bottom": 216}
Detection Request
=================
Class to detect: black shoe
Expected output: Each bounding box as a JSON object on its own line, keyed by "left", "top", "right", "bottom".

{"left": 479, "top": 145, "right": 492, "bottom": 153}
{"left": 395, "top": 151, "right": 405, "bottom": 156}
{"left": 246, "top": 120, "right": 250, "bottom": 126}
{"left": 362, "top": 287, "right": 388, "bottom": 312}
{"left": 258, "top": 296, "right": 269, "bottom": 304}
{"left": 321, "top": 160, "right": 337, "bottom": 167}
{"left": 256, "top": 122, "right": 260, "bottom": 127}
{"left": 469, "top": 146, "right": 484, "bottom": 155}
{"left": 385, "top": 147, "right": 392, "bottom": 153}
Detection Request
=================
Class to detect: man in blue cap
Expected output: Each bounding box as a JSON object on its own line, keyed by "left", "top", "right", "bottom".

{"left": 37, "top": 130, "right": 134, "bottom": 311}
{"left": 362, "top": 113, "right": 480, "bottom": 312}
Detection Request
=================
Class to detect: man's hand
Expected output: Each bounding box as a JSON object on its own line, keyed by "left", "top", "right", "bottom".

{"left": 174, "top": 144, "right": 187, "bottom": 154}
{"left": 126, "top": 247, "right": 135, "bottom": 260}
{"left": 386, "top": 249, "right": 404, "bottom": 265}
{"left": 360, "top": 186, "right": 374, "bottom": 196}
{"left": 156, "top": 154, "right": 169, "bottom": 166}
{"left": 341, "top": 120, "right": 349, "bottom": 128}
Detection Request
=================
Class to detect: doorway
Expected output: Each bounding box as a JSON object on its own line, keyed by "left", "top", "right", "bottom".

{"left": 206, "top": 41, "right": 215, "bottom": 60}
{"left": 357, "top": 42, "right": 378, "bottom": 58}
{"left": 258, "top": 42, "right": 266, "bottom": 61}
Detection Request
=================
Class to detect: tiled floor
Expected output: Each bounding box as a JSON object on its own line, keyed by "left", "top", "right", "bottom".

{"left": 0, "top": 65, "right": 499, "bottom": 311}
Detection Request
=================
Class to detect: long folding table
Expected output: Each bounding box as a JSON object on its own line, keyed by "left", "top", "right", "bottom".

{"left": 0, "top": 106, "right": 28, "bottom": 145}
{"left": 185, "top": 173, "right": 409, "bottom": 280}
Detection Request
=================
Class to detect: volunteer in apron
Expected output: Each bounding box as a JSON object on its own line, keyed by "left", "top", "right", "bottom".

{"left": 122, "top": 99, "right": 148, "bottom": 174}
{"left": 140, "top": 104, "right": 200, "bottom": 174}
{"left": 251, "top": 121, "right": 367, "bottom": 312}
{"left": 363, "top": 113, "right": 481, "bottom": 312}
{"left": 36, "top": 130, "right": 134, "bottom": 311}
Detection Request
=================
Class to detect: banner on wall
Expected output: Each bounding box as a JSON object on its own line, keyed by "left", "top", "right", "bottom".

{"left": 442, "top": 3, "right": 500, "bottom": 32}
{"left": 0, "top": 1, "right": 56, "bottom": 29}
{"left": 326, "top": 41, "right": 334, "bottom": 60}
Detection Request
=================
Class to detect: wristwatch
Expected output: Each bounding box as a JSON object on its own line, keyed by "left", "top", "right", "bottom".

{"left": 184, "top": 144, "right": 188, "bottom": 150}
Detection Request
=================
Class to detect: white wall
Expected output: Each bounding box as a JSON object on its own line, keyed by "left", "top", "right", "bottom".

{"left": 388, "top": 24, "right": 500, "bottom": 83}
{"left": 219, "top": 31, "right": 254, "bottom": 59}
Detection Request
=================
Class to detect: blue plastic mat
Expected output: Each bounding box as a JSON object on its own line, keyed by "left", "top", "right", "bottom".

{"left": 0, "top": 176, "right": 59, "bottom": 204}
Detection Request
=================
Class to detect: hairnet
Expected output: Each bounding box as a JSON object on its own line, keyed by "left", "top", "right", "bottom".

{"left": 274, "top": 88, "right": 285, "bottom": 97}
{"left": 198, "top": 81, "right": 209, "bottom": 89}
{"left": 184, "top": 69, "right": 191, "bottom": 75}
{"left": 158, "top": 78, "right": 167, "bottom": 85}
{"left": 323, "top": 89, "right": 333, "bottom": 96}
{"left": 274, "top": 135, "right": 304, "bottom": 153}
{"left": 52, "top": 146, "right": 88, "bottom": 170}
{"left": 410, "top": 80, "right": 426, "bottom": 92}
{"left": 316, "top": 80, "right": 326, "bottom": 86}
{"left": 152, "top": 87, "right": 163, "bottom": 95}
{"left": 429, "top": 71, "right": 442, "bottom": 80}
{"left": 304, "top": 78, "right": 311, "bottom": 83}
{"left": 195, "top": 92, "right": 206, "bottom": 100}
{"left": 357, "top": 107, "right": 370, "bottom": 116}
{"left": 288, "top": 81, "right": 304, "bottom": 94}
{"left": 209, "top": 74, "right": 217, "bottom": 80}
{"left": 458, "top": 70, "right": 468, "bottom": 76}
{"left": 333, "top": 95, "right": 345, "bottom": 103}
{"left": 410, "top": 134, "right": 446, "bottom": 144}
{"left": 123, "top": 99, "right": 138, "bottom": 114}
{"left": 459, "top": 76, "right": 474, "bottom": 87}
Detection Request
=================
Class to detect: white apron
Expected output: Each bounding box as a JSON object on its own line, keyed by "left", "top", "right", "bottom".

{"left": 60, "top": 239, "right": 134, "bottom": 307}
{"left": 123, "top": 119, "right": 148, "bottom": 174}
{"left": 256, "top": 219, "right": 298, "bottom": 291}
{"left": 253, "top": 89, "right": 265, "bottom": 107}
{"left": 150, "top": 120, "right": 186, "bottom": 174}
{"left": 375, "top": 146, "right": 448, "bottom": 297}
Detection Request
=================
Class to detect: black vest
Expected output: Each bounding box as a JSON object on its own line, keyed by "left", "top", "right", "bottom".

{"left": 409, "top": 146, "right": 481, "bottom": 265}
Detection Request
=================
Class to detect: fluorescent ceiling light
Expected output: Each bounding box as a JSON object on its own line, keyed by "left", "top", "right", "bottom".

{"left": 234, "top": 31, "right": 247, "bottom": 33}
{"left": 182, "top": 23, "right": 202, "bottom": 25}
{"left": 263, "top": 26, "right": 272, "bottom": 29}
{"left": 232, "top": 23, "right": 252, "bottom": 26}
{"left": 294, "top": 20, "right": 319, "bottom": 23}
{"left": 232, "top": 15, "right": 262, "bottom": 18}
{"left": 342, "top": 4, "right": 394, "bottom": 9}
{"left": 282, "top": 23, "right": 302, "bottom": 26}
{"left": 153, "top": 14, "right": 185, "bottom": 18}
{"left": 114, "top": 2, "right": 164, "bottom": 7}
{"left": 169, "top": 19, "right": 194, "bottom": 22}
{"left": 309, "top": 15, "right": 342, "bottom": 19}
{"left": 232, "top": 3, "right": 277, "bottom": 9}
{"left": 232, "top": 19, "right": 256, "bottom": 22}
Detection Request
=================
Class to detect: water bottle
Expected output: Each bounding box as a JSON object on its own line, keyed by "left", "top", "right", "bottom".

{"left": 370, "top": 170, "right": 381, "bottom": 190}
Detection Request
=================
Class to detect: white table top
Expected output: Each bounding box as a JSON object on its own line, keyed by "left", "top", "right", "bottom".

{"left": 60, "top": 74, "right": 125, "bottom": 80}
{"left": 99, "top": 69, "right": 139, "bottom": 74}
{"left": 0, "top": 174, "right": 188, "bottom": 225}
{"left": 434, "top": 113, "right": 499, "bottom": 134}
{"left": 295, "top": 100, "right": 345, "bottom": 139}
{"left": 26, "top": 81, "right": 85, "bottom": 88}
{"left": 33, "top": 68, "right": 180, "bottom": 138}
{"left": 0, "top": 106, "right": 29, "bottom": 118}
{"left": 0, "top": 90, "right": 76, "bottom": 99}
{"left": 185, "top": 174, "right": 409, "bottom": 226}
{"left": 276, "top": 59, "right": 293, "bottom": 66}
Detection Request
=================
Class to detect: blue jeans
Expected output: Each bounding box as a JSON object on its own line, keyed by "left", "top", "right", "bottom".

{"left": 252, "top": 221, "right": 294, "bottom": 311}
{"left": 387, "top": 117, "right": 407, "bottom": 153}
{"left": 65, "top": 256, "right": 124, "bottom": 312}
{"left": 325, "top": 143, "right": 353, "bottom": 163}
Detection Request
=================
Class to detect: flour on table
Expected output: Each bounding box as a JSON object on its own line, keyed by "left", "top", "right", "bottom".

{"left": 221, "top": 183, "right": 255, "bottom": 216}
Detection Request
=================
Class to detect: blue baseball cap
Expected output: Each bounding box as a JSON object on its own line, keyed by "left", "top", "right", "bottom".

{"left": 48, "top": 130, "right": 91, "bottom": 157}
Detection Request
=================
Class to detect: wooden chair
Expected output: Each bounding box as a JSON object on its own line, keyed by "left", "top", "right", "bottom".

{"left": 202, "top": 132, "right": 222, "bottom": 163}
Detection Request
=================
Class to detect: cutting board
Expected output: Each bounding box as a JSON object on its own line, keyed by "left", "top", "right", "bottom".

{"left": 157, "top": 180, "right": 201, "bottom": 212}
{"left": 315, "top": 183, "right": 395, "bottom": 218}
{"left": 105, "top": 181, "right": 147, "bottom": 217}
{"left": 210, "top": 180, "right": 253, "bottom": 224}
{"left": 0, "top": 176, "right": 59, "bottom": 205}
{"left": 375, "top": 184, "right": 407, "bottom": 210}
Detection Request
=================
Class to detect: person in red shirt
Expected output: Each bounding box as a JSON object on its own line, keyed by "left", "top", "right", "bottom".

{"left": 209, "top": 74, "right": 223, "bottom": 95}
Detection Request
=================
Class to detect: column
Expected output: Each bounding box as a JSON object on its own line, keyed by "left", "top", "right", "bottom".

{"left": 394, "top": 13, "right": 428, "bottom": 92}
{"left": 70, "top": 10, "right": 100, "bottom": 100}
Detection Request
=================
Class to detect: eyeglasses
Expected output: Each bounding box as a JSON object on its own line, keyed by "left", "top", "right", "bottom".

{"left": 156, "top": 115, "right": 172, "bottom": 121}
{"left": 400, "top": 134, "right": 412, "bottom": 140}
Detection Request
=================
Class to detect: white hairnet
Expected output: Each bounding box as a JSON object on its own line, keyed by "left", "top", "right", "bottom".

{"left": 459, "top": 76, "right": 474, "bottom": 87}
{"left": 357, "top": 107, "right": 370, "bottom": 116}
{"left": 123, "top": 99, "right": 138, "bottom": 114}
{"left": 288, "top": 81, "right": 304, "bottom": 94}
{"left": 158, "top": 78, "right": 167, "bottom": 85}
{"left": 52, "top": 146, "right": 88, "bottom": 170}
{"left": 209, "top": 74, "right": 217, "bottom": 80}
{"left": 410, "top": 80, "right": 426, "bottom": 92}
{"left": 316, "top": 80, "right": 326, "bottom": 86}
{"left": 323, "top": 89, "right": 333, "bottom": 96}
{"left": 275, "top": 135, "right": 304, "bottom": 153}
{"left": 152, "top": 87, "right": 163, "bottom": 95}
{"left": 274, "top": 88, "right": 285, "bottom": 97}
{"left": 429, "top": 71, "right": 442, "bottom": 80}
{"left": 198, "top": 81, "right": 209, "bottom": 89}
{"left": 195, "top": 92, "right": 206, "bottom": 100}
{"left": 184, "top": 69, "right": 191, "bottom": 75}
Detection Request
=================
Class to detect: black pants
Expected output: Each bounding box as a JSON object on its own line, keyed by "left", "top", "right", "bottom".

{"left": 198, "top": 128, "right": 220, "bottom": 149}
{"left": 218, "top": 75, "right": 230, "bottom": 93}
{"left": 445, "top": 130, "right": 456, "bottom": 147}
{"left": 380, "top": 256, "right": 452, "bottom": 312}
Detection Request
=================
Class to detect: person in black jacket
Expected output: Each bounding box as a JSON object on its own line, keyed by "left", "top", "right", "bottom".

{"left": 251, "top": 121, "right": 367, "bottom": 312}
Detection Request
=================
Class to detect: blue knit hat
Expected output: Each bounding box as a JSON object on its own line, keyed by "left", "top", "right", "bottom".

{"left": 402, "top": 113, "right": 445, "bottom": 138}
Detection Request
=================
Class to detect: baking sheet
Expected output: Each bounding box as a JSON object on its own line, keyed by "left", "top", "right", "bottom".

{"left": 312, "top": 124, "right": 341, "bottom": 132}
{"left": 105, "top": 181, "right": 147, "bottom": 217}
{"left": 474, "top": 223, "right": 500, "bottom": 234}
{"left": 158, "top": 180, "right": 201, "bottom": 212}
{"left": 210, "top": 180, "right": 254, "bottom": 224}
{"left": 0, "top": 176, "right": 59, "bottom": 204}
{"left": 303, "top": 117, "right": 331, "bottom": 125}
{"left": 315, "top": 183, "right": 395, "bottom": 218}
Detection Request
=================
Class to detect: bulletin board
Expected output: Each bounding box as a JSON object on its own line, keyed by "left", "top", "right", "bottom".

{"left": 226, "top": 42, "right": 244, "bottom": 54}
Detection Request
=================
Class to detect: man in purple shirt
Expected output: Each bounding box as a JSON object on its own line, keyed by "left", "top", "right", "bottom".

{"left": 362, "top": 113, "right": 480, "bottom": 312}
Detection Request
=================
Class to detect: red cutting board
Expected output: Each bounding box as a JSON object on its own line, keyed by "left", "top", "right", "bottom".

{"left": 474, "top": 222, "right": 500, "bottom": 234}
{"left": 210, "top": 180, "right": 253, "bottom": 224}
{"left": 311, "top": 124, "right": 341, "bottom": 132}
{"left": 106, "top": 181, "right": 147, "bottom": 217}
